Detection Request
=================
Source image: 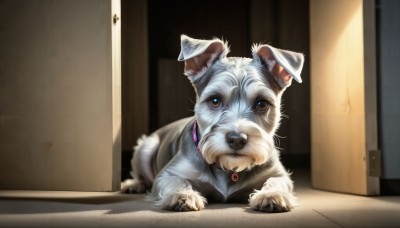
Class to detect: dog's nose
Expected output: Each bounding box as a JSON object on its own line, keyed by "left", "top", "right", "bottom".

{"left": 225, "top": 131, "right": 247, "bottom": 150}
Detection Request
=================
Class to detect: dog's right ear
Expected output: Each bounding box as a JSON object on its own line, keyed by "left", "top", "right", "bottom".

{"left": 178, "top": 35, "right": 229, "bottom": 81}
{"left": 252, "top": 44, "right": 304, "bottom": 89}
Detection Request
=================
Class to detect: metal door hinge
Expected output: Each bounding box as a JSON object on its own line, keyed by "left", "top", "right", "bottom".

{"left": 368, "top": 150, "right": 381, "bottom": 177}
{"left": 113, "top": 14, "right": 120, "bottom": 24}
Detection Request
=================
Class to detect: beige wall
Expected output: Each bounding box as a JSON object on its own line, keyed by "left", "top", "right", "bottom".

{"left": 0, "top": 0, "right": 121, "bottom": 191}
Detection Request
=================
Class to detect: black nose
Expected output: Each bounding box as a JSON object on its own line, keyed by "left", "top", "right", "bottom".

{"left": 225, "top": 131, "right": 247, "bottom": 150}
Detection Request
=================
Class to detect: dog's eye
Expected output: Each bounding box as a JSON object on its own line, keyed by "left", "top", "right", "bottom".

{"left": 254, "top": 99, "right": 270, "bottom": 113}
{"left": 208, "top": 96, "right": 222, "bottom": 109}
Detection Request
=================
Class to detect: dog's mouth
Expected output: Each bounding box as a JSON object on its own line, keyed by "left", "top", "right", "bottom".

{"left": 216, "top": 153, "right": 256, "bottom": 172}
{"left": 230, "top": 153, "right": 245, "bottom": 157}
{"left": 216, "top": 153, "right": 246, "bottom": 163}
{"left": 219, "top": 151, "right": 251, "bottom": 160}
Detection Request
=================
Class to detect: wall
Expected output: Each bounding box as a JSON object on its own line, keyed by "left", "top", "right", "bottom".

{"left": 379, "top": 0, "right": 400, "bottom": 179}
{"left": 121, "top": 0, "right": 148, "bottom": 151}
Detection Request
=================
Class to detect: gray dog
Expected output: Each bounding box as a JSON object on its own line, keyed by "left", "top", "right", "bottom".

{"left": 121, "top": 35, "right": 304, "bottom": 213}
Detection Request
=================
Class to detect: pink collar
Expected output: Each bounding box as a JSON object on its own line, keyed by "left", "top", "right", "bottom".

{"left": 192, "top": 120, "right": 239, "bottom": 182}
{"left": 192, "top": 120, "right": 200, "bottom": 151}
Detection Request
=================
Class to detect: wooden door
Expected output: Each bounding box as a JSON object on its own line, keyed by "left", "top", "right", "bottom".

{"left": 0, "top": 0, "right": 121, "bottom": 191}
{"left": 310, "top": 0, "right": 379, "bottom": 195}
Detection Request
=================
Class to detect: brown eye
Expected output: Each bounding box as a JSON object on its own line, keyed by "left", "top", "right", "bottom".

{"left": 254, "top": 99, "right": 270, "bottom": 113}
{"left": 208, "top": 96, "right": 222, "bottom": 109}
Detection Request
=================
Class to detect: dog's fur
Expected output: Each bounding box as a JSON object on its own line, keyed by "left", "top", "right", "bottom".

{"left": 121, "top": 35, "right": 304, "bottom": 212}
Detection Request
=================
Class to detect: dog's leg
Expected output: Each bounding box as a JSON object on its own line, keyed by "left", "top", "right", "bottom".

{"left": 249, "top": 174, "right": 296, "bottom": 213}
{"left": 121, "top": 135, "right": 159, "bottom": 193}
{"left": 149, "top": 172, "right": 207, "bottom": 212}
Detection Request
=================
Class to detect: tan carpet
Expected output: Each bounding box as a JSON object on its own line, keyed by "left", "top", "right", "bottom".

{"left": 1, "top": 170, "right": 400, "bottom": 227}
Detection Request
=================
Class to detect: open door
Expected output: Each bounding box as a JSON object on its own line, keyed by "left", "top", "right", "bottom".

{"left": 0, "top": 0, "right": 121, "bottom": 191}
{"left": 310, "top": 0, "right": 379, "bottom": 195}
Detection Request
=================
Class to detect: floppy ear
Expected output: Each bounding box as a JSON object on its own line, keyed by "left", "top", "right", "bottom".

{"left": 253, "top": 44, "right": 304, "bottom": 88}
{"left": 178, "top": 35, "right": 229, "bottom": 81}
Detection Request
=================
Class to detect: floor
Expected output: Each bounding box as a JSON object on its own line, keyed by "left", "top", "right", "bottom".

{"left": 1, "top": 170, "right": 400, "bottom": 228}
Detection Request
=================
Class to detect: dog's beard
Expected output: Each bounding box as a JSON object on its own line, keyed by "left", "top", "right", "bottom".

{"left": 200, "top": 121, "right": 274, "bottom": 172}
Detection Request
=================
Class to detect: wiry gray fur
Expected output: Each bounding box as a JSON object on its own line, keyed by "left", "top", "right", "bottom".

{"left": 121, "top": 35, "right": 304, "bottom": 213}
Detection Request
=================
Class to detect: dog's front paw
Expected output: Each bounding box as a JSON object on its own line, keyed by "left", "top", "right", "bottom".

{"left": 161, "top": 189, "right": 207, "bottom": 212}
{"left": 249, "top": 190, "right": 296, "bottom": 213}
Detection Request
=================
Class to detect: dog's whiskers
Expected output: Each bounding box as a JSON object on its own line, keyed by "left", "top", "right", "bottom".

{"left": 281, "top": 113, "right": 290, "bottom": 119}
{"left": 273, "top": 134, "right": 286, "bottom": 148}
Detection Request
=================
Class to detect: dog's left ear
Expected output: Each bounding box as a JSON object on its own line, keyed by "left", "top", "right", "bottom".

{"left": 253, "top": 44, "right": 304, "bottom": 88}
{"left": 178, "top": 35, "right": 229, "bottom": 81}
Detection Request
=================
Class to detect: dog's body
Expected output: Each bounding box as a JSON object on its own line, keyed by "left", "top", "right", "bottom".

{"left": 122, "top": 35, "right": 304, "bottom": 212}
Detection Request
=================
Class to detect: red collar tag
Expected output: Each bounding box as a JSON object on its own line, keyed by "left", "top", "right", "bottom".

{"left": 231, "top": 172, "right": 239, "bottom": 182}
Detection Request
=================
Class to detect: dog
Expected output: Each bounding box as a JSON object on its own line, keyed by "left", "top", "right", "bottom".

{"left": 121, "top": 35, "right": 304, "bottom": 213}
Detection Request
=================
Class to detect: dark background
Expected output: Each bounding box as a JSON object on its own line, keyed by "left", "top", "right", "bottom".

{"left": 121, "top": 0, "right": 311, "bottom": 181}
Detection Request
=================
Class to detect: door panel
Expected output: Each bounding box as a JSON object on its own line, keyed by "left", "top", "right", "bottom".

{"left": 0, "top": 0, "right": 121, "bottom": 191}
{"left": 310, "top": 0, "right": 379, "bottom": 195}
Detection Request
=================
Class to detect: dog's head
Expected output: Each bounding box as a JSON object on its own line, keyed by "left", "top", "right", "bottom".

{"left": 178, "top": 35, "right": 304, "bottom": 172}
